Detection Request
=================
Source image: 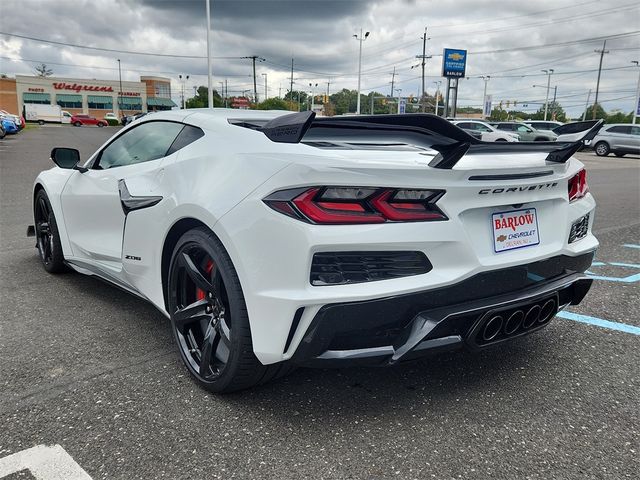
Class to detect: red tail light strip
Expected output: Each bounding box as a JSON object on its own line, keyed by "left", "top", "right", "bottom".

{"left": 265, "top": 186, "right": 447, "bottom": 225}
{"left": 568, "top": 169, "right": 588, "bottom": 202}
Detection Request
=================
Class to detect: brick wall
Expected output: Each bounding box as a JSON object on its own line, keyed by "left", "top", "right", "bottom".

{"left": 0, "top": 78, "right": 18, "bottom": 115}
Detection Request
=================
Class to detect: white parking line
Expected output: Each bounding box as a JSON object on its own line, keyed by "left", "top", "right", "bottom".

{"left": 0, "top": 445, "right": 92, "bottom": 480}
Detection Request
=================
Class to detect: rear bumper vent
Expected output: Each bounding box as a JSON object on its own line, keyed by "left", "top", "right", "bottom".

{"left": 311, "top": 251, "right": 432, "bottom": 286}
{"left": 569, "top": 213, "right": 590, "bottom": 244}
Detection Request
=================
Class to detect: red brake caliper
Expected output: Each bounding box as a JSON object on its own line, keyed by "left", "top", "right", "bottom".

{"left": 196, "top": 259, "right": 215, "bottom": 300}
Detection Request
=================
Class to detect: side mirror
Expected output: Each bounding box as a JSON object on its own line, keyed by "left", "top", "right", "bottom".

{"left": 50, "top": 147, "right": 82, "bottom": 170}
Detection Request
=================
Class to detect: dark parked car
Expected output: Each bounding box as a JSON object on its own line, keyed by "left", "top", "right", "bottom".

{"left": 71, "top": 114, "right": 107, "bottom": 127}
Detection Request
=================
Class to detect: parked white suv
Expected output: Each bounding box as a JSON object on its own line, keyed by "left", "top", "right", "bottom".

{"left": 451, "top": 119, "right": 519, "bottom": 142}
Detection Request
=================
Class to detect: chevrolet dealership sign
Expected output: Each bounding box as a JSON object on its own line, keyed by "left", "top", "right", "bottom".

{"left": 442, "top": 48, "right": 467, "bottom": 78}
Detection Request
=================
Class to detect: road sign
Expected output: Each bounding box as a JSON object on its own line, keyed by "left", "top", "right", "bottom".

{"left": 442, "top": 49, "right": 467, "bottom": 78}
{"left": 483, "top": 94, "right": 493, "bottom": 117}
{"left": 398, "top": 98, "right": 407, "bottom": 114}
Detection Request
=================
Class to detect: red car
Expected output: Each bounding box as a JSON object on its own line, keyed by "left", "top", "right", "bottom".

{"left": 70, "top": 114, "right": 106, "bottom": 127}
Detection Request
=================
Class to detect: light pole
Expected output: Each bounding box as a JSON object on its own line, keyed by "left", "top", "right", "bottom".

{"left": 205, "top": 0, "right": 213, "bottom": 108}
{"left": 481, "top": 76, "right": 490, "bottom": 119}
{"left": 117, "top": 59, "right": 123, "bottom": 117}
{"left": 309, "top": 82, "right": 318, "bottom": 111}
{"left": 219, "top": 81, "right": 225, "bottom": 107}
{"left": 353, "top": 29, "right": 370, "bottom": 115}
{"left": 542, "top": 69, "right": 554, "bottom": 121}
{"left": 632, "top": 60, "right": 640, "bottom": 124}
{"left": 262, "top": 73, "right": 268, "bottom": 101}
{"left": 433, "top": 81, "right": 441, "bottom": 116}
{"left": 178, "top": 74, "right": 189, "bottom": 109}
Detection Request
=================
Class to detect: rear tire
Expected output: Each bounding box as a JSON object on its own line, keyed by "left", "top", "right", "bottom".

{"left": 73, "top": 121, "right": 82, "bottom": 127}
{"left": 495, "top": 138, "right": 507, "bottom": 142}
{"left": 97, "top": 122, "right": 105, "bottom": 127}
{"left": 594, "top": 141, "right": 610, "bottom": 156}
{"left": 34, "top": 190, "right": 67, "bottom": 273}
{"left": 167, "top": 227, "right": 291, "bottom": 393}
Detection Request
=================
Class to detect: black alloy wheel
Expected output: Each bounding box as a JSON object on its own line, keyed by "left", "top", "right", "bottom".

{"left": 167, "top": 227, "right": 292, "bottom": 393}
{"left": 170, "top": 242, "right": 232, "bottom": 382}
{"left": 34, "top": 190, "right": 66, "bottom": 273}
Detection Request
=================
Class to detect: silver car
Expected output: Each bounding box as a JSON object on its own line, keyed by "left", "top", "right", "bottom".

{"left": 591, "top": 124, "right": 640, "bottom": 157}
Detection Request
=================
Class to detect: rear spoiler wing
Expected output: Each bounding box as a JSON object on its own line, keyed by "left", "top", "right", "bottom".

{"left": 258, "top": 112, "right": 604, "bottom": 169}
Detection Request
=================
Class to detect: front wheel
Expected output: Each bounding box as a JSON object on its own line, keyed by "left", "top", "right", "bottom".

{"left": 495, "top": 138, "right": 507, "bottom": 142}
{"left": 594, "top": 141, "right": 610, "bottom": 156}
{"left": 167, "top": 227, "right": 290, "bottom": 393}
{"left": 34, "top": 190, "right": 67, "bottom": 273}
{"left": 97, "top": 122, "right": 105, "bottom": 127}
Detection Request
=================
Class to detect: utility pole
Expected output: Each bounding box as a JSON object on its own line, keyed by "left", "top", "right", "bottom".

{"left": 117, "top": 59, "right": 123, "bottom": 116}
{"left": 326, "top": 79, "right": 331, "bottom": 96}
{"left": 206, "top": 0, "right": 213, "bottom": 108}
{"left": 582, "top": 89, "right": 592, "bottom": 121}
{"left": 593, "top": 40, "right": 609, "bottom": 119}
{"left": 542, "top": 69, "right": 554, "bottom": 121}
{"left": 224, "top": 78, "right": 228, "bottom": 108}
{"left": 354, "top": 29, "right": 370, "bottom": 114}
{"left": 481, "top": 76, "right": 490, "bottom": 119}
{"left": 632, "top": 60, "right": 640, "bottom": 124}
{"left": 551, "top": 85, "right": 558, "bottom": 120}
{"left": 262, "top": 73, "right": 267, "bottom": 101}
{"left": 219, "top": 81, "right": 224, "bottom": 107}
{"left": 243, "top": 56, "right": 265, "bottom": 103}
{"left": 415, "top": 27, "right": 431, "bottom": 112}
{"left": 389, "top": 66, "right": 396, "bottom": 113}
{"left": 290, "top": 58, "right": 294, "bottom": 100}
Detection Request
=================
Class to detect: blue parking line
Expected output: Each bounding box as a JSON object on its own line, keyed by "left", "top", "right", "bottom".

{"left": 557, "top": 311, "right": 640, "bottom": 335}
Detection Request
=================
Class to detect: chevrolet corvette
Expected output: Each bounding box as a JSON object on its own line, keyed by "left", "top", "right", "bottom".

{"left": 29, "top": 110, "right": 601, "bottom": 392}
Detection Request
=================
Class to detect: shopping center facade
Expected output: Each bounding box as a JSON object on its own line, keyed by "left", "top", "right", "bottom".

{"left": 0, "top": 75, "right": 176, "bottom": 117}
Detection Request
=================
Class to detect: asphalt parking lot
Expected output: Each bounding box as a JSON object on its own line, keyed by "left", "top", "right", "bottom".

{"left": 0, "top": 125, "right": 638, "bottom": 479}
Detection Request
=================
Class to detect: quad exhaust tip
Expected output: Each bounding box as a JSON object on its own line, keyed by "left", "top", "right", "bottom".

{"left": 539, "top": 299, "right": 556, "bottom": 324}
{"left": 482, "top": 315, "right": 503, "bottom": 341}
{"left": 504, "top": 310, "right": 524, "bottom": 335}
{"left": 523, "top": 305, "right": 541, "bottom": 329}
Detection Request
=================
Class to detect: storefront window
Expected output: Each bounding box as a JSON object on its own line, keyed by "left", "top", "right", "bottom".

{"left": 57, "top": 99, "right": 82, "bottom": 108}
{"left": 88, "top": 96, "right": 113, "bottom": 110}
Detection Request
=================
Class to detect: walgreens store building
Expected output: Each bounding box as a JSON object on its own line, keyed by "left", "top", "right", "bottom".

{"left": 11, "top": 75, "right": 176, "bottom": 117}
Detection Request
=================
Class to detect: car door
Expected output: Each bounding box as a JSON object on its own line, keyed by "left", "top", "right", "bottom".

{"left": 60, "top": 120, "right": 184, "bottom": 275}
{"left": 515, "top": 124, "right": 534, "bottom": 141}
{"left": 630, "top": 126, "right": 640, "bottom": 153}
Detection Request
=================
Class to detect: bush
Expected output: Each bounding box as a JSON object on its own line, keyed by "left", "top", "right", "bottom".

{"left": 105, "top": 118, "right": 120, "bottom": 126}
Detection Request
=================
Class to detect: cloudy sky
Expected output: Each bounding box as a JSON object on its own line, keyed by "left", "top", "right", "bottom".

{"left": 1, "top": 0, "right": 638, "bottom": 117}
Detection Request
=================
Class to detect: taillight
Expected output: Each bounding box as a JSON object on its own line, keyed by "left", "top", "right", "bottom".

{"left": 264, "top": 187, "right": 447, "bottom": 224}
{"left": 568, "top": 170, "right": 588, "bottom": 202}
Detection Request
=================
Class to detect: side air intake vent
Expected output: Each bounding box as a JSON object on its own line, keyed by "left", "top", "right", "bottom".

{"left": 311, "top": 251, "right": 432, "bottom": 286}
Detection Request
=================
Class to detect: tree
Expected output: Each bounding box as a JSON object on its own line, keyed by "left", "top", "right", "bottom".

{"left": 34, "top": 63, "right": 53, "bottom": 77}
{"left": 185, "top": 86, "right": 222, "bottom": 108}
{"left": 529, "top": 101, "right": 567, "bottom": 122}
{"left": 257, "top": 98, "right": 291, "bottom": 110}
{"left": 604, "top": 110, "right": 633, "bottom": 123}
{"left": 582, "top": 104, "right": 607, "bottom": 121}
{"left": 283, "top": 90, "right": 308, "bottom": 110}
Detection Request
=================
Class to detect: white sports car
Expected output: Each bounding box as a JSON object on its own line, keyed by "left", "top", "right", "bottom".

{"left": 30, "top": 110, "right": 601, "bottom": 392}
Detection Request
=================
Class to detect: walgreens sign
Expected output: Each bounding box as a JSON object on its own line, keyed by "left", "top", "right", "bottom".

{"left": 53, "top": 82, "right": 114, "bottom": 93}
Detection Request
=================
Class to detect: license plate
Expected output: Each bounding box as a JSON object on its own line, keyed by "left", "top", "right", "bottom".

{"left": 492, "top": 208, "right": 540, "bottom": 253}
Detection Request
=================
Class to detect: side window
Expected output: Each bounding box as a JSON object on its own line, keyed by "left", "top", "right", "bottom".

{"left": 97, "top": 121, "right": 183, "bottom": 169}
{"left": 631, "top": 126, "right": 640, "bottom": 136}
{"left": 517, "top": 125, "right": 532, "bottom": 132}
{"left": 607, "top": 126, "right": 631, "bottom": 134}
{"left": 457, "top": 122, "right": 473, "bottom": 130}
{"left": 166, "top": 125, "right": 205, "bottom": 155}
{"left": 476, "top": 123, "right": 491, "bottom": 132}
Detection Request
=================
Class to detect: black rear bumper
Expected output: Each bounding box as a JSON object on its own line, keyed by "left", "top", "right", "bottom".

{"left": 291, "top": 252, "right": 595, "bottom": 366}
